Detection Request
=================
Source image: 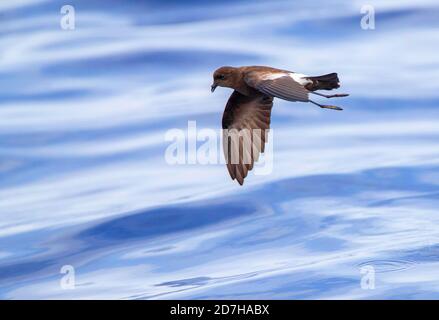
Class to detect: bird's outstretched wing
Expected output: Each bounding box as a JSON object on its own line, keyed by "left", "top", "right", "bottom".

{"left": 222, "top": 90, "right": 273, "bottom": 185}
{"left": 244, "top": 71, "right": 309, "bottom": 102}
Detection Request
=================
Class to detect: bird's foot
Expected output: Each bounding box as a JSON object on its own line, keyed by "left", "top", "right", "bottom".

{"left": 320, "top": 105, "right": 343, "bottom": 111}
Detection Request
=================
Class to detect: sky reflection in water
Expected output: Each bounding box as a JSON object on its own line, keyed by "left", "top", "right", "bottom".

{"left": 0, "top": 0, "right": 439, "bottom": 299}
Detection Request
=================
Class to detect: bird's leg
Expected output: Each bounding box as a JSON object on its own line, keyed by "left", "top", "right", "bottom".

{"left": 311, "top": 92, "right": 349, "bottom": 98}
{"left": 309, "top": 99, "right": 343, "bottom": 111}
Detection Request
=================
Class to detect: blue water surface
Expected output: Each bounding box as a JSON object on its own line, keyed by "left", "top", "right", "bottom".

{"left": 1, "top": 0, "right": 439, "bottom": 299}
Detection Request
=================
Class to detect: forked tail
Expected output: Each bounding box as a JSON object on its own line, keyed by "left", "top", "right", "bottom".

{"left": 306, "top": 73, "right": 340, "bottom": 91}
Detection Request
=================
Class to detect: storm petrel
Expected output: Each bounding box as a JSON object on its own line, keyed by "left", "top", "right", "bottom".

{"left": 211, "top": 65, "right": 349, "bottom": 185}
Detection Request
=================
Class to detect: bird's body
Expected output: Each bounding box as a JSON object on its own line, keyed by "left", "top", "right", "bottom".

{"left": 211, "top": 65, "right": 348, "bottom": 185}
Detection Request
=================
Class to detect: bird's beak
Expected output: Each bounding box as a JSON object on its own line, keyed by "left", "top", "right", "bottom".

{"left": 211, "top": 83, "right": 217, "bottom": 93}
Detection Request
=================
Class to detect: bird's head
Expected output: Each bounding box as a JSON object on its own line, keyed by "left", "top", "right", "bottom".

{"left": 211, "top": 66, "right": 237, "bottom": 92}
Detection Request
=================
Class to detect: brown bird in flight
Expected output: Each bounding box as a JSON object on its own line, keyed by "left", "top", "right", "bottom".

{"left": 211, "top": 65, "right": 349, "bottom": 185}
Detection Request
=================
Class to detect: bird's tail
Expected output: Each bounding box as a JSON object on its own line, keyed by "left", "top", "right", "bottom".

{"left": 305, "top": 73, "right": 340, "bottom": 91}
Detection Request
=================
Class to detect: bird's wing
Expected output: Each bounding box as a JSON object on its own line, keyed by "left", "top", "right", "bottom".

{"left": 244, "top": 71, "right": 309, "bottom": 102}
{"left": 222, "top": 90, "right": 273, "bottom": 185}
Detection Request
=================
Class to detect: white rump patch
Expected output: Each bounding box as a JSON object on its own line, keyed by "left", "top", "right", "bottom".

{"left": 262, "top": 72, "right": 311, "bottom": 86}
{"left": 288, "top": 73, "right": 312, "bottom": 86}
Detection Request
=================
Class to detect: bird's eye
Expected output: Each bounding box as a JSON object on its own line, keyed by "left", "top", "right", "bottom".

{"left": 217, "top": 75, "right": 225, "bottom": 80}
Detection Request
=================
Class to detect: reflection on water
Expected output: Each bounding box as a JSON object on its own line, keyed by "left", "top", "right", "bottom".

{"left": 1, "top": 0, "right": 439, "bottom": 299}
